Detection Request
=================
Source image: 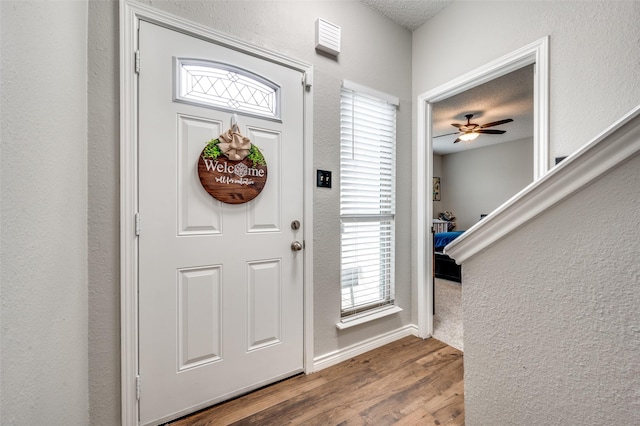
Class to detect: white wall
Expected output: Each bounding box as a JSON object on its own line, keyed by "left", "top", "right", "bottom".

{"left": 413, "top": 2, "right": 640, "bottom": 424}
{"left": 87, "top": 1, "right": 412, "bottom": 423}
{"left": 0, "top": 1, "right": 89, "bottom": 424}
{"left": 463, "top": 152, "right": 640, "bottom": 425}
{"left": 413, "top": 1, "right": 640, "bottom": 164}
{"left": 7, "top": 1, "right": 637, "bottom": 423}
{"left": 440, "top": 138, "right": 533, "bottom": 230}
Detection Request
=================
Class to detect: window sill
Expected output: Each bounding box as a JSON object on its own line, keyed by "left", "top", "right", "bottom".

{"left": 336, "top": 305, "right": 403, "bottom": 330}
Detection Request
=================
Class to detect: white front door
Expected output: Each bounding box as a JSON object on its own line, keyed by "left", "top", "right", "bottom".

{"left": 138, "top": 21, "right": 305, "bottom": 425}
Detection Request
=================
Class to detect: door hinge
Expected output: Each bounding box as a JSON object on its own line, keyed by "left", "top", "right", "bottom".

{"left": 302, "top": 72, "right": 312, "bottom": 89}
{"left": 135, "top": 212, "right": 141, "bottom": 236}
{"left": 136, "top": 375, "right": 141, "bottom": 400}
{"left": 135, "top": 50, "right": 141, "bottom": 74}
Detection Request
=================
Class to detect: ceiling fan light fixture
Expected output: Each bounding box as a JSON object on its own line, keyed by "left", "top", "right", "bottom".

{"left": 459, "top": 132, "right": 480, "bottom": 142}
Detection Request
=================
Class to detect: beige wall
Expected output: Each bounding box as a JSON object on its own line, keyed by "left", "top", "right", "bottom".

{"left": 413, "top": 1, "right": 640, "bottom": 164}
{"left": 463, "top": 151, "right": 640, "bottom": 424}
{"left": 413, "top": 2, "right": 640, "bottom": 424}
{"left": 440, "top": 138, "right": 533, "bottom": 230}
{"left": 87, "top": 1, "right": 413, "bottom": 423}
{"left": 4, "top": 1, "right": 640, "bottom": 424}
{"left": 1, "top": 1, "right": 89, "bottom": 424}
{"left": 87, "top": 2, "right": 121, "bottom": 424}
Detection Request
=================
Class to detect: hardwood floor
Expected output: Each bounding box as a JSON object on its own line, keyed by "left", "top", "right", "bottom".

{"left": 169, "top": 336, "right": 464, "bottom": 425}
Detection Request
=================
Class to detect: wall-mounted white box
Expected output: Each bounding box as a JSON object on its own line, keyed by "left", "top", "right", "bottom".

{"left": 315, "top": 18, "right": 341, "bottom": 56}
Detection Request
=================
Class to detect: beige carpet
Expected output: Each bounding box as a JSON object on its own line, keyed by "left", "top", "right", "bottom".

{"left": 433, "top": 278, "right": 463, "bottom": 351}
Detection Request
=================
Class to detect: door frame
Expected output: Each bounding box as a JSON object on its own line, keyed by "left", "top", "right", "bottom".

{"left": 119, "top": 2, "right": 314, "bottom": 424}
{"left": 415, "top": 37, "right": 550, "bottom": 338}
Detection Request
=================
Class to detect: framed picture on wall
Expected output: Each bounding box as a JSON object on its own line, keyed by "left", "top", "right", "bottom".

{"left": 433, "top": 177, "right": 441, "bottom": 201}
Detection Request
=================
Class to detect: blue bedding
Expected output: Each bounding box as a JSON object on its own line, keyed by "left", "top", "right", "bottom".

{"left": 434, "top": 231, "right": 464, "bottom": 251}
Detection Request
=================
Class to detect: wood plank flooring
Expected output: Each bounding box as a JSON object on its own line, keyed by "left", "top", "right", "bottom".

{"left": 169, "top": 336, "right": 464, "bottom": 425}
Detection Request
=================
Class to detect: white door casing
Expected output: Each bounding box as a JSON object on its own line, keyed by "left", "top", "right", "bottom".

{"left": 128, "top": 14, "right": 311, "bottom": 425}
{"left": 415, "top": 37, "right": 549, "bottom": 338}
{"left": 120, "top": 3, "right": 315, "bottom": 424}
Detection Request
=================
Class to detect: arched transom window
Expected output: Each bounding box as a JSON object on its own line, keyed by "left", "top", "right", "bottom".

{"left": 175, "top": 58, "right": 280, "bottom": 119}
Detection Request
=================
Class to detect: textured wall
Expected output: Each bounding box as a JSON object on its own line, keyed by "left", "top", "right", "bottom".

{"left": 138, "top": 0, "right": 413, "bottom": 358}
{"left": 463, "top": 152, "right": 640, "bottom": 425}
{"left": 0, "top": 1, "right": 89, "bottom": 424}
{"left": 413, "top": 1, "right": 640, "bottom": 164}
{"left": 413, "top": 3, "right": 640, "bottom": 424}
{"left": 87, "top": 1, "right": 412, "bottom": 423}
{"left": 441, "top": 138, "right": 533, "bottom": 230}
{"left": 87, "top": 1, "right": 121, "bottom": 424}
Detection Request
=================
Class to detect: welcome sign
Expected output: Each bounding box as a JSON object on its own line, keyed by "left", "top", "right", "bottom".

{"left": 198, "top": 137, "right": 268, "bottom": 204}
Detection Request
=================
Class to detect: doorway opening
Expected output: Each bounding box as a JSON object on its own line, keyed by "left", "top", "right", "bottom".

{"left": 415, "top": 37, "right": 550, "bottom": 339}
{"left": 431, "top": 64, "right": 535, "bottom": 350}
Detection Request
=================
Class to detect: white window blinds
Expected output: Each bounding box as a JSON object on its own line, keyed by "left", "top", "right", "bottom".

{"left": 340, "top": 82, "right": 397, "bottom": 318}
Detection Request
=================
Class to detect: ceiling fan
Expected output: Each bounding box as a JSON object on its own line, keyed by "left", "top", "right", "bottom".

{"left": 435, "top": 113, "right": 513, "bottom": 143}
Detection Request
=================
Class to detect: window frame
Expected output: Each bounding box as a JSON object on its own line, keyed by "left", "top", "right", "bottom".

{"left": 339, "top": 80, "right": 399, "bottom": 321}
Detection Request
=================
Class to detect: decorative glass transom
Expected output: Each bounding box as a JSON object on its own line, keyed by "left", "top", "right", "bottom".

{"left": 176, "top": 59, "right": 279, "bottom": 118}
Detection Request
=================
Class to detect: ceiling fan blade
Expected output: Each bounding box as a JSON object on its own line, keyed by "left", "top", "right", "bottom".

{"left": 476, "top": 129, "right": 506, "bottom": 134}
{"left": 453, "top": 137, "right": 462, "bottom": 143}
{"left": 451, "top": 123, "right": 463, "bottom": 128}
{"left": 479, "top": 118, "right": 513, "bottom": 128}
{"left": 433, "top": 131, "right": 460, "bottom": 138}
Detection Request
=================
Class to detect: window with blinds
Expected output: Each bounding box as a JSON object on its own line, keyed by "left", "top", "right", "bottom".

{"left": 339, "top": 81, "right": 397, "bottom": 319}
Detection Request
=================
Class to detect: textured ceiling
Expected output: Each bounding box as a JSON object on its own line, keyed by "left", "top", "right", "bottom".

{"left": 432, "top": 65, "right": 535, "bottom": 155}
{"left": 361, "top": 0, "right": 452, "bottom": 31}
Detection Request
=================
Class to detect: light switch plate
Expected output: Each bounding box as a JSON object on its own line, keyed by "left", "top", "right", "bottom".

{"left": 317, "top": 170, "right": 332, "bottom": 188}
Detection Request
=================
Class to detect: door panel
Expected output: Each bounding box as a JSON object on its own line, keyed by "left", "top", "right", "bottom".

{"left": 247, "top": 259, "right": 282, "bottom": 349}
{"left": 177, "top": 115, "right": 223, "bottom": 235}
{"left": 177, "top": 265, "right": 222, "bottom": 370}
{"left": 138, "top": 21, "right": 304, "bottom": 425}
{"left": 246, "top": 127, "right": 282, "bottom": 232}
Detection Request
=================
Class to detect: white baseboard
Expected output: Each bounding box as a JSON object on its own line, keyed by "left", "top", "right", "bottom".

{"left": 312, "top": 324, "right": 422, "bottom": 373}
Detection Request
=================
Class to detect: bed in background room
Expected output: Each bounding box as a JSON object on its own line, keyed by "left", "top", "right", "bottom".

{"left": 434, "top": 231, "right": 464, "bottom": 283}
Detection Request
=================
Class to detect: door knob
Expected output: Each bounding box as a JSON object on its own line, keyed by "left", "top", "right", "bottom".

{"left": 291, "top": 241, "right": 303, "bottom": 251}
